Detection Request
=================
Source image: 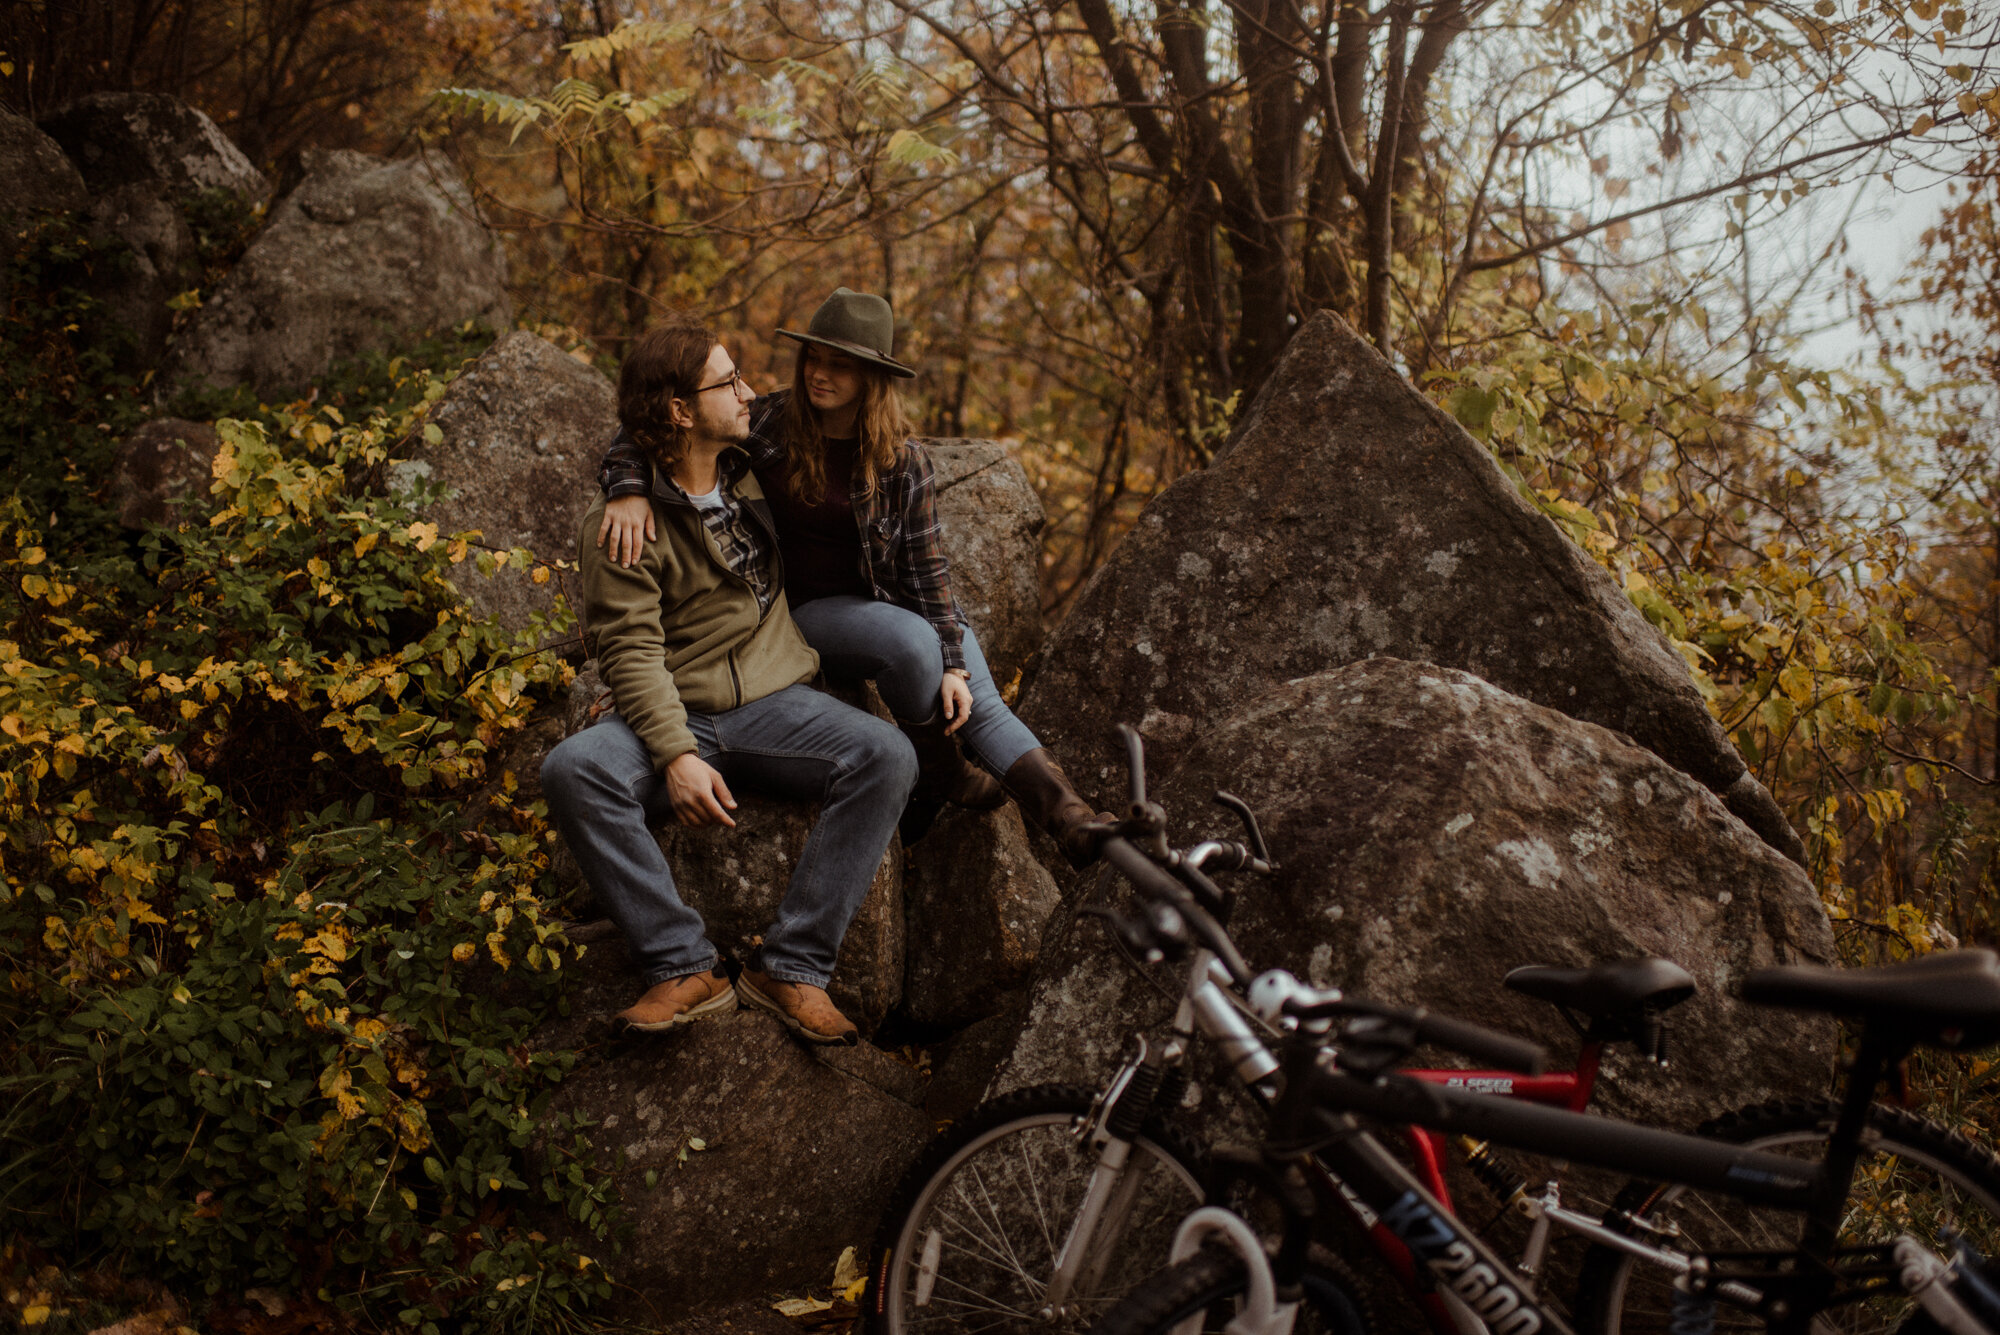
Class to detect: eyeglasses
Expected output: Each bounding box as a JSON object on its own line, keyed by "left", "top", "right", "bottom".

{"left": 694, "top": 368, "right": 747, "bottom": 396}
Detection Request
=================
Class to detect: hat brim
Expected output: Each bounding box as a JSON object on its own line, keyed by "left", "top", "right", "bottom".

{"left": 777, "top": 328, "right": 918, "bottom": 379}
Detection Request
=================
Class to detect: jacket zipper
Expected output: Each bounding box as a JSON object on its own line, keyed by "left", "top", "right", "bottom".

{"left": 661, "top": 473, "right": 778, "bottom": 706}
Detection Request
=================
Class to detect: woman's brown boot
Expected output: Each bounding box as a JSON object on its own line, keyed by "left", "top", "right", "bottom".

{"left": 900, "top": 717, "right": 1006, "bottom": 809}
{"left": 1002, "top": 748, "right": 1115, "bottom": 869}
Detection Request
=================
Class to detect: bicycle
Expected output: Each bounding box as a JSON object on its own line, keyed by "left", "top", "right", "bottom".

{"left": 1084, "top": 853, "right": 2000, "bottom": 1335}
{"left": 862, "top": 727, "right": 1864, "bottom": 1335}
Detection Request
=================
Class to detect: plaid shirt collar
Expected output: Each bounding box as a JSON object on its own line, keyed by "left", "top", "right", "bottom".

{"left": 654, "top": 448, "right": 778, "bottom": 616}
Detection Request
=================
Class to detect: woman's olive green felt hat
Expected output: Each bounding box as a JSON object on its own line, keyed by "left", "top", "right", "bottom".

{"left": 777, "top": 287, "right": 918, "bottom": 379}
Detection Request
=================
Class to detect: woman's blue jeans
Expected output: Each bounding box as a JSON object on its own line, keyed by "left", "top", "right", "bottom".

{"left": 540, "top": 683, "right": 917, "bottom": 989}
{"left": 789, "top": 596, "right": 1041, "bottom": 777}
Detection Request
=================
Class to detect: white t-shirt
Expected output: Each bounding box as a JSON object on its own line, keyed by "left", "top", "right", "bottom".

{"left": 684, "top": 484, "right": 725, "bottom": 512}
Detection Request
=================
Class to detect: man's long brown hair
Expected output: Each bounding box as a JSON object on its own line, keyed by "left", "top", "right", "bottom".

{"left": 780, "top": 344, "right": 911, "bottom": 503}
{"left": 619, "top": 320, "right": 718, "bottom": 475}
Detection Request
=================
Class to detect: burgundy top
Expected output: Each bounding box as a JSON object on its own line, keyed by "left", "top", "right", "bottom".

{"left": 766, "top": 436, "right": 870, "bottom": 607}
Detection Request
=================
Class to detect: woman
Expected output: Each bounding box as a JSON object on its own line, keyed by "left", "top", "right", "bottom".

{"left": 595, "top": 288, "right": 1109, "bottom": 868}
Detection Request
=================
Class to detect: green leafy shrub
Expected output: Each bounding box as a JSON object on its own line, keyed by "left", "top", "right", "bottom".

{"left": 1, "top": 214, "right": 611, "bottom": 1332}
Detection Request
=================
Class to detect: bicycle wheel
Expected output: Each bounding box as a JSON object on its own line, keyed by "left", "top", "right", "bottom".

{"left": 1574, "top": 1097, "right": 2000, "bottom": 1335}
{"left": 864, "top": 1083, "right": 1206, "bottom": 1334}
{"left": 1089, "top": 1244, "right": 1372, "bottom": 1335}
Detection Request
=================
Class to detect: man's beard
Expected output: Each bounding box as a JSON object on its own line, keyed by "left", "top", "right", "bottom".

{"left": 699, "top": 400, "right": 749, "bottom": 445}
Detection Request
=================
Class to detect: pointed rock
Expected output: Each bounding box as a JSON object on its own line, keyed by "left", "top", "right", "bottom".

{"left": 1017, "top": 310, "right": 1799, "bottom": 859}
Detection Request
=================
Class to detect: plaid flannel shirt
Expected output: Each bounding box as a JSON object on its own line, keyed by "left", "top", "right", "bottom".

{"left": 667, "top": 452, "right": 776, "bottom": 618}
{"left": 599, "top": 390, "right": 967, "bottom": 672}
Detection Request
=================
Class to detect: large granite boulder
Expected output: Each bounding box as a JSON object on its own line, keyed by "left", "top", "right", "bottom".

{"left": 920, "top": 439, "right": 1046, "bottom": 687}
{"left": 0, "top": 109, "right": 88, "bottom": 308}
{"left": 0, "top": 108, "right": 88, "bottom": 215}
{"left": 85, "top": 183, "right": 198, "bottom": 368}
{"left": 1017, "top": 311, "right": 1800, "bottom": 861}
{"left": 38, "top": 93, "right": 267, "bottom": 204}
{"left": 410, "top": 331, "right": 616, "bottom": 637}
{"left": 535, "top": 964, "right": 930, "bottom": 1320}
{"left": 997, "top": 659, "right": 1836, "bottom": 1136}
{"left": 169, "top": 149, "right": 509, "bottom": 396}
{"left": 902, "top": 803, "right": 1062, "bottom": 1027}
{"left": 109, "top": 418, "right": 220, "bottom": 529}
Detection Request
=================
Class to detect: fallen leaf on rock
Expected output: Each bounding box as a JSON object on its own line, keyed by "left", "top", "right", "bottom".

{"left": 831, "top": 1247, "right": 861, "bottom": 1291}
{"left": 770, "top": 1298, "right": 832, "bottom": 1318}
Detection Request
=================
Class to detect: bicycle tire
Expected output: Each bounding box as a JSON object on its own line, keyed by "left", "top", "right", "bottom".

{"left": 863, "top": 1083, "right": 1207, "bottom": 1334}
{"left": 1574, "top": 1096, "right": 2000, "bottom": 1335}
{"left": 1089, "top": 1243, "right": 1373, "bottom": 1335}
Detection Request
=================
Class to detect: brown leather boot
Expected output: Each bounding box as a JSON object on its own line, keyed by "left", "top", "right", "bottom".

{"left": 613, "top": 966, "right": 736, "bottom": 1033}
{"left": 1002, "top": 748, "right": 1115, "bottom": 869}
{"left": 737, "top": 968, "right": 859, "bottom": 1046}
{"left": 900, "top": 715, "right": 1005, "bottom": 810}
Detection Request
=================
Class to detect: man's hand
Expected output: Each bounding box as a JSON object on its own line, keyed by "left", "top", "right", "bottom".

{"left": 940, "top": 672, "right": 973, "bottom": 735}
{"left": 596, "top": 495, "right": 656, "bottom": 567}
{"left": 666, "top": 752, "right": 737, "bottom": 828}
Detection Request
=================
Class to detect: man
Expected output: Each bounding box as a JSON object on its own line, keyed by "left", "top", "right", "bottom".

{"left": 540, "top": 320, "right": 917, "bottom": 1045}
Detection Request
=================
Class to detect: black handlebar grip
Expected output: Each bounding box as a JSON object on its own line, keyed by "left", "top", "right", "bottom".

{"left": 1101, "top": 837, "right": 1254, "bottom": 986}
{"left": 1413, "top": 1011, "right": 1548, "bottom": 1076}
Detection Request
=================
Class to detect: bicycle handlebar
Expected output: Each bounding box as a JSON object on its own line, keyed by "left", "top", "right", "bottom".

{"left": 1095, "top": 722, "right": 1542, "bottom": 1076}
{"left": 1401, "top": 1007, "right": 1549, "bottom": 1076}
{"left": 1101, "top": 835, "right": 1256, "bottom": 986}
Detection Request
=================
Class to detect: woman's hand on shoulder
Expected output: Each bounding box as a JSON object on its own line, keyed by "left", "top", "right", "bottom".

{"left": 597, "top": 495, "right": 656, "bottom": 567}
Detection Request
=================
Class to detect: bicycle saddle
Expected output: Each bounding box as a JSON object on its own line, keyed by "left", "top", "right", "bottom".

{"left": 1503, "top": 957, "right": 1697, "bottom": 1018}
{"left": 1741, "top": 948, "right": 2000, "bottom": 1050}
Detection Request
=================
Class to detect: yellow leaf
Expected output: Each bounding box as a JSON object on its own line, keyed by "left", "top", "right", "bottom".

{"left": 22, "top": 1305, "right": 50, "bottom": 1326}
{"left": 1779, "top": 661, "right": 1814, "bottom": 704}
{"left": 833, "top": 1245, "right": 863, "bottom": 1289}
{"left": 531, "top": 565, "right": 551, "bottom": 585}
{"left": 407, "top": 521, "right": 439, "bottom": 552}
{"left": 1, "top": 714, "right": 23, "bottom": 738}
{"left": 1911, "top": 113, "right": 1935, "bottom": 135}
{"left": 19, "top": 546, "right": 45, "bottom": 565}
{"left": 354, "top": 532, "right": 380, "bottom": 558}
{"left": 773, "top": 1298, "right": 833, "bottom": 1318}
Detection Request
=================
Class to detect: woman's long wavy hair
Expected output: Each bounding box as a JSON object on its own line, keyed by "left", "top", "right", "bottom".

{"left": 618, "top": 319, "right": 718, "bottom": 475}
{"left": 780, "top": 343, "right": 911, "bottom": 503}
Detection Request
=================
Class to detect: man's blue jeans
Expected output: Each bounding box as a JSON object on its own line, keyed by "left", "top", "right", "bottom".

{"left": 790, "top": 597, "right": 1041, "bottom": 777}
{"left": 540, "top": 683, "right": 918, "bottom": 989}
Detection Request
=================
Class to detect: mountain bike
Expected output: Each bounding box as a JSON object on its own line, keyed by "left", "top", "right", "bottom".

{"left": 1084, "top": 856, "right": 2000, "bottom": 1335}
{"left": 861, "top": 728, "right": 1832, "bottom": 1334}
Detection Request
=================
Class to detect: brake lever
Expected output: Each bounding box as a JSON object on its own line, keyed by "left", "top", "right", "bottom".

{"left": 1214, "top": 791, "right": 1275, "bottom": 872}
{"left": 1079, "top": 902, "right": 1189, "bottom": 966}
{"left": 1333, "top": 1014, "right": 1423, "bottom": 1078}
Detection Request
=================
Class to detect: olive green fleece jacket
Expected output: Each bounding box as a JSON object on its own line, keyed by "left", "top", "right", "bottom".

{"left": 575, "top": 452, "right": 819, "bottom": 772}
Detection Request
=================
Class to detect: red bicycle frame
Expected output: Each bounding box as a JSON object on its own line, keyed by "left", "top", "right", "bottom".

{"left": 1339, "top": 1037, "right": 1606, "bottom": 1333}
